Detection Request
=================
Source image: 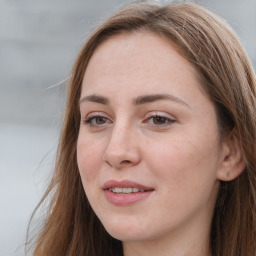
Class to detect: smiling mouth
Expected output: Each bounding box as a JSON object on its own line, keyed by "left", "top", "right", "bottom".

{"left": 102, "top": 179, "right": 154, "bottom": 193}
{"left": 108, "top": 187, "right": 151, "bottom": 194}
{"left": 103, "top": 180, "right": 154, "bottom": 206}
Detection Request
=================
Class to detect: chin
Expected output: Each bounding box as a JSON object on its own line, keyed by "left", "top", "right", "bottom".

{"left": 107, "top": 229, "right": 147, "bottom": 242}
{"left": 100, "top": 216, "right": 147, "bottom": 241}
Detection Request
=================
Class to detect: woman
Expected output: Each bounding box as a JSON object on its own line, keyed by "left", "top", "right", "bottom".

{"left": 27, "top": 1, "right": 256, "bottom": 256}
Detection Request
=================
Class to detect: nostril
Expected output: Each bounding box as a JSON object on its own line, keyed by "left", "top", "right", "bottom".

{"left": 103, "top": 146, "right": 141, "bottom": 168}
{"left": 120, "top": 160, "right": 131, "bottom": 165}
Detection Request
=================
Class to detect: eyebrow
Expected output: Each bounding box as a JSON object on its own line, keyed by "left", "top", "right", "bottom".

{"left": 133, "top": 94, "right": 190, "bottom": 108}
{"left": 79, "top": 93, "right": 190, "bottom": 108}
{"left": 79, "top": 94, "right": 109, "bottom": 105}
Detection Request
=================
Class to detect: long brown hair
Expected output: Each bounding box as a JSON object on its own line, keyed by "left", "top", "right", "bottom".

{"left": 27, "top": 2, "right": 256, "bottom": 255}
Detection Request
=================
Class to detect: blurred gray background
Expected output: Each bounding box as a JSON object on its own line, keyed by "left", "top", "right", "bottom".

{"left": 0, "top": 0, "right": 255, "bottom": 255}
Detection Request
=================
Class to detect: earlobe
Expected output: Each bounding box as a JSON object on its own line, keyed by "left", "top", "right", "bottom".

{"left": 217, "top": 129, "right": 245, "bottom": 181}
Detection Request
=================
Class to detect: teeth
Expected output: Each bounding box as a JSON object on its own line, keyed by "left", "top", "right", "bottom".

{"left": 109, "top": 187, "right": 145, "bottom": 194}
{"left": 113, "top": 188, "right": 123, "bottom": 193}
{"left": 123, "top": 188, "right": 132, "bottom": 193}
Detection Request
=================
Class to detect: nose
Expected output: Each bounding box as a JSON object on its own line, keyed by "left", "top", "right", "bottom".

{"left": 103, "top": 122, "right": 141, "bottom": 169}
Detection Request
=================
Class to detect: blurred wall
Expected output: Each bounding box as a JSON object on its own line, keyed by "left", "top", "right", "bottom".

{"left": 0, "top": 0, "right": 255, "bottom": 255}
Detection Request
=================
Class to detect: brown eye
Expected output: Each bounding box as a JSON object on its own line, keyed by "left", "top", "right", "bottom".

{"left": 84, "top": 115, "right": 111, "bottom": 127}
{"left": 152, "top": 116, "right": 169, "bottom": 125}
{"left": 95, "top": 116, "right": 107, "bottom": 124}
{"left": 146, "top": 114, "right": 175, "bottom": 127}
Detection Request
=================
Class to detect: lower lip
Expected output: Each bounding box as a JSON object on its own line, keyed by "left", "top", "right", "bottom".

{"left": 104, "top": 190, "right": 153, "bottom": 206}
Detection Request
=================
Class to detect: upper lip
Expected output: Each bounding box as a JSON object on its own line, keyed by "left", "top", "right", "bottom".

{"left": 102, "top": 179, "right": 154, "bottom": 191}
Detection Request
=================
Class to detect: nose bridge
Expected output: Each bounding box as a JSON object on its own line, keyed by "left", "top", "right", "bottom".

{"left": 103, "top": 117, "right": 140, "bottom": 168}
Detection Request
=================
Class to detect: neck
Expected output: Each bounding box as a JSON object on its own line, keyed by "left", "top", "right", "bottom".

{"left": 123, "top": 232, "right": 212, "bottom": 256}
{"left": 122, "top": 208, "right": 213, "bottom": 256}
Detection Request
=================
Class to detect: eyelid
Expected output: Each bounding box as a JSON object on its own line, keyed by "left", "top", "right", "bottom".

{"left": 143, "top": 111, "right": 176, "bottom": 127}
{"left": 86, "top": 111, "right": 109, "bottom": 119}
{"left": 82, "top": 112, "right": 113, "bottom": 127}
{"left": 145, "top": 111, "right": 176, "bottom": 120}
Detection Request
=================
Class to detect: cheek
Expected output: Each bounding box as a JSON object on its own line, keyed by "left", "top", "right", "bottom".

{"left": 144, "top": 138, "right": 220, "bottom": 226}
{"left": 145, "top": 131, "right": 220, "bottom": 195}
{"left": 77, "top": 135, "right": 103, "bottom": 185}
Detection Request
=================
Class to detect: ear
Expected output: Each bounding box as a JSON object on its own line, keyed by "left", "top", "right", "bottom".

{"left": 217, "top": 129, "right": 245, "bottom": 181}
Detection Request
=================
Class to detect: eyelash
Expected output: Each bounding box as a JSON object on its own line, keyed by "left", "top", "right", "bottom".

{"left": 83, "top": 114, "right": 175, "bottom": 128}
{"left": 145, "top": 115, "right": 175, "bottom": 127}
{"left": 83, "top": 115, "right": 111, "bottom": 127}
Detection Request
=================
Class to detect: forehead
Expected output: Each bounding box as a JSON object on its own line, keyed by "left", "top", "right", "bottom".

{"left": 82, "top": 31, "right": 199, "bottom": 96}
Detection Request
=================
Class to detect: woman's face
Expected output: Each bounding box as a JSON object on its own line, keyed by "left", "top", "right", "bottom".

{"left": 77, "top": 32, "right": 225, "bottom": 244}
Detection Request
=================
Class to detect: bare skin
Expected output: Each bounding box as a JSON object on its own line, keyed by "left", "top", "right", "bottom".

{"left": 77, "top": 32, "right": 243, "bottom": 256}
